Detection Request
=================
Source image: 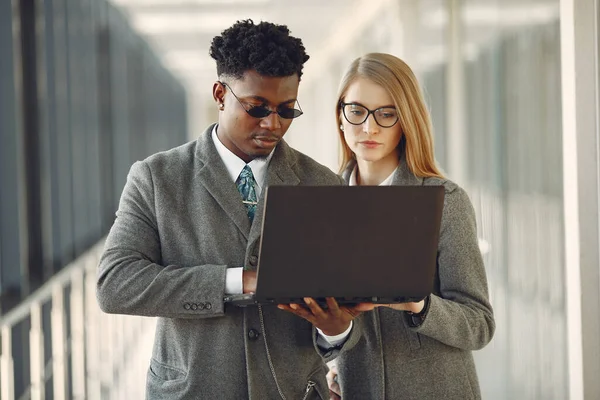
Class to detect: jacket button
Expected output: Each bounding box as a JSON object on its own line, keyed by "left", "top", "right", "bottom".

{"left": 248, "top": 328, "right": 260, "bottom": 341}
{"left": 183, "top": 303, "right": 191, "bottom": 310}
{"left": 249, "top": 255, "right": 258, "bottom": 266}
{"left": 205, "top": 302, "right": 212, "bottom": 310}
{"left": 191, "top": 303, "right": 198, "bottom": 310}
{"left": 198, "top": 302, "right": 205, "bottom": 310}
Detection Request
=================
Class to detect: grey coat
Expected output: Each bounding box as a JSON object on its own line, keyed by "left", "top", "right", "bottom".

{"left": 335, "top": 157, "right": 495, "bottom": 400}
{"left": 96, "top": 124, "right": 361, "bottom": 400}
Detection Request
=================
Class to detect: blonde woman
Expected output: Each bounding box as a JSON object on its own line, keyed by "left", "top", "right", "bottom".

{"left": 329, "top": 53, "right": 495, "bottom": 399}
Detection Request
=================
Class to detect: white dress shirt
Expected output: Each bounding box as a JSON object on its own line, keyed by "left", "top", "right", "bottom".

{"left": 348, "top": 164, "right": 398, "bottom": 187}
{"left": 212, "top": 126, "right": 272, "bottom": 295}
{"left": 212, "top": 125, "right": 351, "bottom": 347}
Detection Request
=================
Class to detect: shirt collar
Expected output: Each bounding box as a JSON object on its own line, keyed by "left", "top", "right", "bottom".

{"left": 211, "top": 125, "right": 274, "bottom": 190}
{"left": 349, "top": 164, "right": 398, "bottom": 186}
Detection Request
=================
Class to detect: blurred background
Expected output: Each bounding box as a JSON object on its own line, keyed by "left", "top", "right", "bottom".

{"left": 1, "top": 0, "right": 599, "bottom": 399}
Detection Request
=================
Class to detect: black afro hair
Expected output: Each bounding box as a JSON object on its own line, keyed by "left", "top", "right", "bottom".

{"left": 209, "top": 19, "right": 310, "bottom": 80}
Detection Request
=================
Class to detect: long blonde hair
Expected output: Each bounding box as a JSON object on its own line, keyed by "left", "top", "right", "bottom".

{"left": 336, "top": 53, "right": 443, "bottom": 178}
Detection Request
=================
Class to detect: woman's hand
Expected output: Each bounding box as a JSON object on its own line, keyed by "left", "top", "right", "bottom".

{"left": 326, "top": 360, "right": 341, "bottom": 400}
{"left": 351, "top": 299, "right": 425, "bottom": 313}
{"left": 278, "top": 297, "right": 361, "bottom": 336}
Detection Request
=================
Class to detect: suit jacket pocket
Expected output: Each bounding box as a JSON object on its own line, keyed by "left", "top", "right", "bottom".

{"left": 146, "top": 359, "right": 188, "bottom": 400}
{"left": 149, "top": 358, "right": 187, "bottom": 382}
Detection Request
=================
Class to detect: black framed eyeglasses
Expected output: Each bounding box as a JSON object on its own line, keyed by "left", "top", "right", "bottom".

{"left": 340, "top": 102, "right": 399, "bottom": 128}
{"left": 220, "top": 81, "right": 303, "bottom": 119}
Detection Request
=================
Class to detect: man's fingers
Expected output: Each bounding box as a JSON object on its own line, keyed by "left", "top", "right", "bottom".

{"left": 325, "top": 297, "right": 341, "bottom": 314}
{"left": 341, "top": 307, "right": 361, "bottom": 319}
{"left": 277, "top": 304, "right": 316, "bottom": 324}
{"left": 303, "top": 297, "right": 327, "bottom": 318}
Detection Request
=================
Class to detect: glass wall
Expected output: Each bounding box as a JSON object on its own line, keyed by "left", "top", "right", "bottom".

{"left": 415, "top": 0, "right": 450, "bottom": 172}
{"left": 0, "top": 0, "right": 188, "bottom": 312}
{"left": 429, "top": 1, "right": 565, "bottom": 398}
{"left": 0, "top": 0, "right": 27, "bottom": 314}
{"left": 403, "top": 1, "right": 565, "bottom": 396}
{"left": 0, "top": 0, "right": 188, "bottom": 397}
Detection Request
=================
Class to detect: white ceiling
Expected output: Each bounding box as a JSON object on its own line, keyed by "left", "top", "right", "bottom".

{"left": 110, "top": 0, "right": 360, "bottom": 90}
{"left": 109, "top": 0, "right": 560, "bottom": 94}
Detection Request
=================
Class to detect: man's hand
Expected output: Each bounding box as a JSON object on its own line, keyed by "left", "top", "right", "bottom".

{"left": 277, "top": 297, "right": 361, "bottom": 336}
{"left": 352, "top": 300, "right": 425, "bottom": 313}
{"left": 242, "top": 270, "right": 257, "bottom": 294}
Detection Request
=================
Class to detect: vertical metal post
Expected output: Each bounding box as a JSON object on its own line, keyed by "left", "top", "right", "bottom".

{"left": 71, "top": 268, "right": 86, "bottom": 399}
{"left": 85, "top": 262, "right": 101, "bottom": 400}
{"left": 103, "top": 312, "right": 114, "bottom": 395}
{"left": 51, "top": 285, "right": 67, "bottom": 399}
{"left": 1, "top": 326, "right": 15, "bottom": 400}
{"left": 561, "top": 0, "right": 600, "bottom": 398}
{"left": 29, "top": 303, "right": 45, "bottom": 400}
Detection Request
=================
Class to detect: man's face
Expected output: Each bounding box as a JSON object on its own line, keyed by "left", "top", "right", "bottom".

{"left": 213, "top": 70, "right": 300, "bottom": 163}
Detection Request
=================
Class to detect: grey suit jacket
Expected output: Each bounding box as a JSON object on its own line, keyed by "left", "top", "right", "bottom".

{"left": 335, "top": 156, "right": 495, "bottom": 400}
{"left": 97, "top": 124, "right": 361, "bottom": 400}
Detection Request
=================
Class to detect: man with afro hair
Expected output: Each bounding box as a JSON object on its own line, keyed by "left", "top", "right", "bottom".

{"left": 97, "top": 19, "right": 362, "bottom": 399}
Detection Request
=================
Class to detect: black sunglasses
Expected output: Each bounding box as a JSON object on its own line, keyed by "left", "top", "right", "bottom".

{"left": 220, "top": 81, "right": 303, "bottom": 119}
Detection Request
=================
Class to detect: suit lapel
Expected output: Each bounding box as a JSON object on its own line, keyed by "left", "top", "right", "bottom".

{"left": 195, "top": 124, "right": 251, "bottom": 239}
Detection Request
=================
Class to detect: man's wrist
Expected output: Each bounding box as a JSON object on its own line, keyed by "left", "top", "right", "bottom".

{"left": 317, "top": 321, "right": 353, "bottom": 347}
{"left": 319, "top": 321, "right": 351, "bottom": 337}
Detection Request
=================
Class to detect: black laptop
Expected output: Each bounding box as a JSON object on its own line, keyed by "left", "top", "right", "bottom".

{"left": 224, "top": 185, "right": 444, "bottom": 307}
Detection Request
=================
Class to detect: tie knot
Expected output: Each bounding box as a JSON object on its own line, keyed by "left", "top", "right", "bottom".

{"left": 238, "top": 165, "right": 254, "bottom": 181}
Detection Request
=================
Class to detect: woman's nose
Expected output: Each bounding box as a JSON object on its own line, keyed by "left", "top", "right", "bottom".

{"left": 362, "top": 114, "right": 379, "bottom": 135}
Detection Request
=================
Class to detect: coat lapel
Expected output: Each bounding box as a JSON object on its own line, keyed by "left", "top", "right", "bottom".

{"left": 195, "top": 124, "right": 251, "bottom": 239}
{"left": 341, "top": 160, "right": 355, "bottom": 183}
{"left": 391, "top": 152, "right": 424, "bottom": 186}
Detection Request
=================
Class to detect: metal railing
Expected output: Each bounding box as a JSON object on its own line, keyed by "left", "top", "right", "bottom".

{"left": 0, "top": 240, "right": 156, "bottom": 400}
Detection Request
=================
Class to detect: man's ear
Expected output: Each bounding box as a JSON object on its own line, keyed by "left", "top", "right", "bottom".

{"left": 213, "top": 81, "right": 226, "bottom": 107}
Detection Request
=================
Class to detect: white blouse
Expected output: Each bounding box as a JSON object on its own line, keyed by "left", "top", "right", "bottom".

{"left": 348, "top": 164, "right": 399, "bottom": 186}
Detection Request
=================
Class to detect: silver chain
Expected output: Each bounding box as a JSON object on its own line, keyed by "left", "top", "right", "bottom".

{"left": 258, "top": 305, "right": 287, "bottom": 400}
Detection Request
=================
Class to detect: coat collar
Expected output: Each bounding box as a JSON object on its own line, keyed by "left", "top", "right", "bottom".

{"left": 341, "top": 151, "right": 423, "bottom": 187}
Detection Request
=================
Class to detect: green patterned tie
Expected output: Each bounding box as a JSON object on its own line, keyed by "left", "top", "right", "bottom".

{"left": 236, "top": 165, "right": 258, "bottom": 222}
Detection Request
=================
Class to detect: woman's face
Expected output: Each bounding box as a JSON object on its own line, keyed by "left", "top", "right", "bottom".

{"left": 340, "top": 77, "right": 403, "bottom": 164}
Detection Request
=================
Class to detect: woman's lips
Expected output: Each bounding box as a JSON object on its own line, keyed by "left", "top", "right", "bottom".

{"left": 359, "top": 141, "right": 382, "bottom": 149}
